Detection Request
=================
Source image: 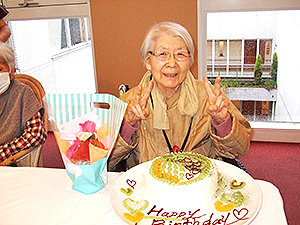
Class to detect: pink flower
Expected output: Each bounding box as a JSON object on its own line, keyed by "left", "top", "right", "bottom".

{"left": 67, "top": 138, "right": 81, "bottom": 159}
{"left": 79, "top": 120, "right": 96, "bottom": 133}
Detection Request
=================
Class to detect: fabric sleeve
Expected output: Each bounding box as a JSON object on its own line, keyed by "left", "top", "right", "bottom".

{"left": 0, "top": 111, "right": 47, "bottom": 163}
{"left": 120, "top": 119, "right": 139, "bottom": 144}
{"left": 108, "top": 87, "right": 141, "bottom": 171}
{"left": 209, "top": 108, "right": 252, "bottom": 159}
{"left": 211, "top": 115, "right": 232, "bottom": 138}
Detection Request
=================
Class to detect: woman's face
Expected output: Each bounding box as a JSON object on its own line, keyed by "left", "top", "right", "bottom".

{"left": 145, "top": 34, "right": 190, "bottom": 98}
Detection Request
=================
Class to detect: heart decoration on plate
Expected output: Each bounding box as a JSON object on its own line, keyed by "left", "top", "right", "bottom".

{"left": 124, "top": 212, "right": 145, "bottom": 223}
{"left": 126, "top": 179, "right": 137, "bottom": 189}
{"left": 233, "top": 208, "right": 249, "bottom": 220}
{"left": 122, "top": 198, "right": 149, "bottom": 215}
{"left": 120, "top": 187, "right": 133, "bottom": 196}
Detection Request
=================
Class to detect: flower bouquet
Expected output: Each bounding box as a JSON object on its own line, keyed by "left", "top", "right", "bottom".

{"left": 45, "top": 94, "right": 127, "bottom": 194}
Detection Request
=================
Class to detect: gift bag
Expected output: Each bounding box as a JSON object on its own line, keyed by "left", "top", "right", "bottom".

{"left": 45, "top": 93, "right": 127, "bottom": 194}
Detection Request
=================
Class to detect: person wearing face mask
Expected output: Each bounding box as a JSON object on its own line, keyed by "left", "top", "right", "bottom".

{"left": 108, "top": 22, "right": 252, "bottom": 171}
{"left": 0, "top": 42, "right": 47, "bottom": 164}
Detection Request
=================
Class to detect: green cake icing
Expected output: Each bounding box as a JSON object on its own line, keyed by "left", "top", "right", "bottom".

{"left": 149, "top": 152, "right": 213, "bottom": 186}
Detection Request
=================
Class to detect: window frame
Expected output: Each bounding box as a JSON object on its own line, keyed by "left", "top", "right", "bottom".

{"left": 2, "top": 0, "right": 87, "bottom": 8}
{"left": 3, "top": 1, "right": 89, "bottom": 21}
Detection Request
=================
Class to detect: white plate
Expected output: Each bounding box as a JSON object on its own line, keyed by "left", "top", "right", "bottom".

{"left": 110, "top": 159, "right": 262, "bottom": 225}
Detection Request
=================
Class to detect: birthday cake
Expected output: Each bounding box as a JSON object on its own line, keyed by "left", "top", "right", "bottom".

{"left": 112, "top": 152, "right": 261, "bottom": 225}
{"left": 143, "top": 152, "right": 219, "bottom": 207}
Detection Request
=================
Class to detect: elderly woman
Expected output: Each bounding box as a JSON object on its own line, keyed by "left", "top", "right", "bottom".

{"left": 0, "top": 43, "right": 47, "bottom": 164}
{"left": 108, "top": 22, "right": 251, "bottom": 171}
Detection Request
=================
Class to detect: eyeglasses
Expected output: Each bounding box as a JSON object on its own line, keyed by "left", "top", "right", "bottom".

{"left": 148, "top": 50, "right": 190, "bottom": 62}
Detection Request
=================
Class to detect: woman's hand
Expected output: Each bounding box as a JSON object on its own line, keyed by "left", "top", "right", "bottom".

{"left": 125, "top": 81, "right": 154, "bottom": 126}
{"left": 203, "top": 75, "right": 230, "bottom": 124}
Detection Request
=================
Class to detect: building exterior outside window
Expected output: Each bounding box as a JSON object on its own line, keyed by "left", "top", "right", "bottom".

{"left": 207, "top": 39, "right": 272, "bottom": 78}
{"left": 207, "top": 11, "right": 300, "bottom": 123}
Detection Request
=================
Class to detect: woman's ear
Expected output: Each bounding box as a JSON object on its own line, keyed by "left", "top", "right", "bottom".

{"left": 145, "top": 58, "right": 151, "bottom": 71}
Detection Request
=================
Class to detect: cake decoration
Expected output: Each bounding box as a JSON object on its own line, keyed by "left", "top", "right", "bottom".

{"left": 113, "top": 153, "right": 259, "bottom": 225}
{"left": 124, "top": 212, "right": 144, "bottom": 223}
{"left": 123, "top": 198, "right": 149, "bottom": 215}
{"left": 120, "top": 187, "right": 133, "bottom": 196}
{"left": 214, "top": 200, "right": 235, "bottom": 212}
{"left": 230, "top": 179, "right": 246, "bottom": 189}
{"left": 126, "top": 179, "right": 137, "bottom": 189}
{"left": 149, "top": 152, "right": 213, "bottom": 185}
{"left": 221, "top": 191, "right": 245, "bottom": 207}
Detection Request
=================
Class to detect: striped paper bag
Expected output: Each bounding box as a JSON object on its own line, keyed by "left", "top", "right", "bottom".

{"left": 45, "top": 93, "right": 127, "bottom": 194}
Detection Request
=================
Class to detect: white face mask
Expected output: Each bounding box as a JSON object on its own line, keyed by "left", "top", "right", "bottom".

{"left": 0, "top": 72, "right": 10, "bottom": 95}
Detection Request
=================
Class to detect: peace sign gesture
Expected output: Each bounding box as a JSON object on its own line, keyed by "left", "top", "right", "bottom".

{"left": 203, "top": 75, "right": 230, "bottom": 124}
{"left": 124, "top": 81, "right": 154, "bottom": 126}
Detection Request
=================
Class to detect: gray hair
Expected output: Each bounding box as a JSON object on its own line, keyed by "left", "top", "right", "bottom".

{"left": 0, "top": 42, "right": 15, "bottom": 73}
{"left": 140, "top": 22, "right": 194, "bottom": 66}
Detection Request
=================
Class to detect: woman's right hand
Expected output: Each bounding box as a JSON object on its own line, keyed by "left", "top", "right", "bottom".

{"left": 203, "top": 75, "right": 230, "bottom": 124}
{"left": 125, "top": 81, "right": 154, "bottom": 126}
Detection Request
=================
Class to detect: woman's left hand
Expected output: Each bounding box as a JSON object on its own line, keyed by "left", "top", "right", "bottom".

{"left": 203, "top": 75, "right": 230, "bottom": 124}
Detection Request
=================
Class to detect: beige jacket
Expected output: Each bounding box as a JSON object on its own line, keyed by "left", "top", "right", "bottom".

{"left": 108, "top": 80, "right": 252, "bottom": 171}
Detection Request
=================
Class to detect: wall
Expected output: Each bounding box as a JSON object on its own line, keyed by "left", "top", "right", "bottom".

{"left": 275, "top": 11, "right": 300, "bottom": 122}
{"left": 89, "top": 0, "right": 197, "bottom": 96}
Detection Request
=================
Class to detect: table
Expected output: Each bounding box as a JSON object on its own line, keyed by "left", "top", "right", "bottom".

{"left": 0, "top": 167, "right": 287, "bottom": 225}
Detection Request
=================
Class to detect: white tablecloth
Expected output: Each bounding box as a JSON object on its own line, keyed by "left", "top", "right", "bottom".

{"left": 0, "top": 167, "right": 287, "bottom": 225}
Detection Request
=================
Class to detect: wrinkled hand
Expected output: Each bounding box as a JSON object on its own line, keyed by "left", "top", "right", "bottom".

{"left": 125, "top": 81, "right": 154, "bottom": 126}
{"left": 203, "top": 75, "right": 230, "bottom": 124}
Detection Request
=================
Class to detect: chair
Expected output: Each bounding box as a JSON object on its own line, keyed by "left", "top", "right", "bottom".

{"left": 221, "top": 157, "right": 247, "bottom": 172}
{"left": 0, "top": 74, "right": 48, "bottom": 167}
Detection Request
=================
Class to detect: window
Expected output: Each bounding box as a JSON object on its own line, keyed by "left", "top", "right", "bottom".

{"left": 8, "top": 17, "right": 95, "bottom": 94}
{"left": 5, "top": 0, "right": 95, "bottom": 94}
{"left": 206, "top": 11, "right": 300, "bottom": 124}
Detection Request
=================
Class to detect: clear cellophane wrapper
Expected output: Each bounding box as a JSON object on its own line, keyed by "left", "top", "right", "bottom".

{"left": 44, "top": 93, "right": 127, "bottom": 194}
